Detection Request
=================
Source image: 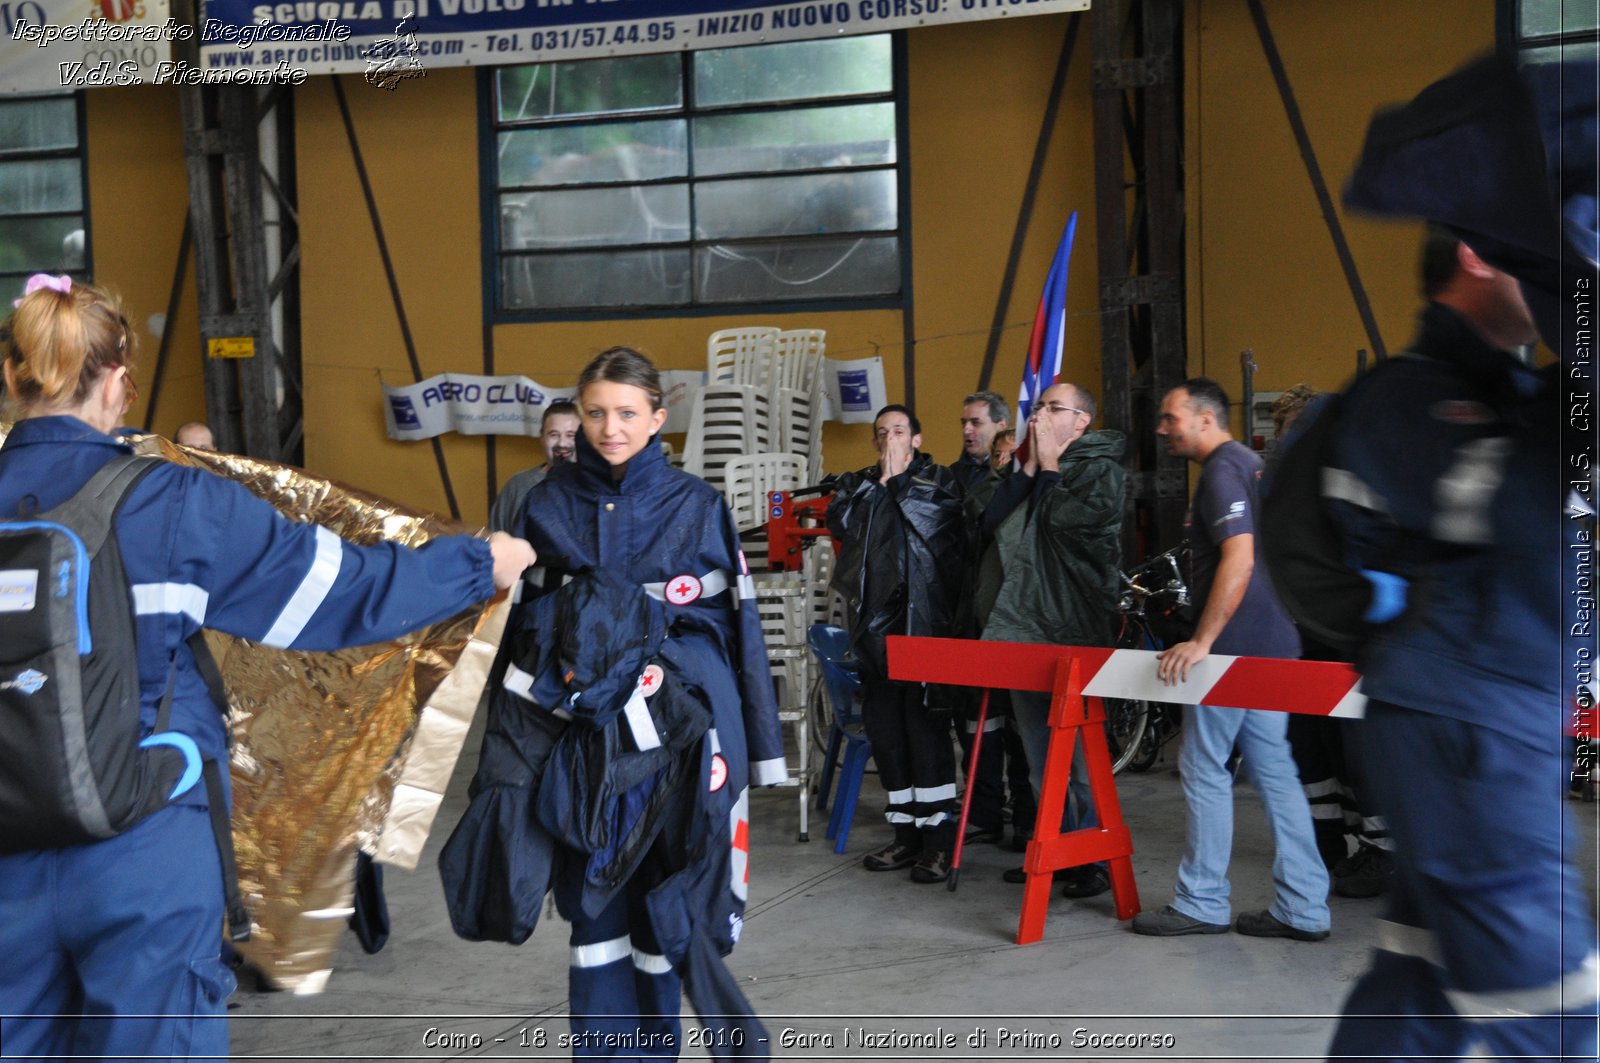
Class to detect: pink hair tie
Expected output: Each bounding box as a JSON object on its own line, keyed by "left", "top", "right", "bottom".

{"left": 13, "top": 273, "right": 72, "bottom": 308}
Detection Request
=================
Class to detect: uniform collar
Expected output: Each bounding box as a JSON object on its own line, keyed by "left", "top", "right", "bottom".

{"left": 1, "top": 415, "right": 133, "bottom": 451}
{"left": 573, "top": 427, "right": 668, "bottom": 494}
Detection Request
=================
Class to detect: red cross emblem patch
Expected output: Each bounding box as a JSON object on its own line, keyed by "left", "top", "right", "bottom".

{"left": 665, "top": 574, "right": 702, "bottom": 605}
{"left": 639, "top": 664, "right": 664, "bottom": 698}
{"left": 708, "top": 753, "right": 728, "bottom": 792}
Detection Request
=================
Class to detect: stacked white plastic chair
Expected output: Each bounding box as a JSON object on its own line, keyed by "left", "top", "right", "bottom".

{"left": 687, "top": 326, "right": 835, "bottom": 839}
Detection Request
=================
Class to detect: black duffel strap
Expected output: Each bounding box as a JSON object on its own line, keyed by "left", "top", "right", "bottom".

{"left": 202, "top": 758, "right": 251, "bottom": 942}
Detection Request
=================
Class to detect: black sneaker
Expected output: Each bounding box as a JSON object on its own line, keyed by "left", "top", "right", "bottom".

{"left": 1332, "top": 846, "right": 1394, "bottom": 899}
{"left": 1059, "top": 866, "right": 1111, "bottom": 898}
{"left": 963, "top": 825, "right": 1006, "bottom": 845}
{"left": 1002, "top": 865, "right": 1070, "bottom": 885}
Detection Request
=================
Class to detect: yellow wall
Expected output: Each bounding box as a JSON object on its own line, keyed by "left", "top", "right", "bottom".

{"left": 1187, "top": 0, "right": 1496, "bottom": 416}
{"left": 80, "top": 2, "right": 1497, "bottom": 523}
{"left": 83, "top": 84, "right": 204, "bottom": 439}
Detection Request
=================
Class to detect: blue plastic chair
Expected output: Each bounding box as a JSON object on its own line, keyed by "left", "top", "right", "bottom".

{"left": 807, "top": 623, "right": 872, "bottom": 854}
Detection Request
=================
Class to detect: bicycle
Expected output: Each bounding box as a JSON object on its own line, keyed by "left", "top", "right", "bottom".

{"left": 1104, "top": 543, "right": 1191, "bottom": 774}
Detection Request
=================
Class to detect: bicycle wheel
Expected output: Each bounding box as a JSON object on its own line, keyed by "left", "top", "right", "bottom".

{"left": 807, "top": 671, "right": 832, "bottom": 756}
{"left": 1124, "top": 707, "right": 1166, "bottom": 773}
{"left": 1103, "top": 697, "right": 1150, "bottom": 775}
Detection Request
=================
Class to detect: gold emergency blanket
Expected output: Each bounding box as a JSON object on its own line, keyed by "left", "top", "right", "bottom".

{"left": 0, "top": 423, "right": 505, "bottom": 994}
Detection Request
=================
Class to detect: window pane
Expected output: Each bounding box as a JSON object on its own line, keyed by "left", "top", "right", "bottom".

{"left": 0, "top": 215, "right": 86, "bottom": 272}
{"left": 1521, "top": 0, "right": 1600, "bottom": 39}
{"left": 695, "top": 235, "right": 900, "bottom": 303}
{"left": 0, "top": 159, "right": 82, "bottom": 213}
{"left": 0, "top": 99, "right": 78, "bottom": 153}
{"left": 694, "top": 36, "right": 892, "bottom": 107}
{"left": 499, "top": 121, "right": 687, "bottom": 187}
{"left": 502, "top": 248, "right": 691, "bottom": 310}
{"left": 497, "top": 54, "right": 682, "bottom": 121}
{"left": 694, "top": 103, "right": 896, "bottom": 176}
{"left": 501, "top": 184, "right": 689, "bottom": 250}
{"left": 1521, "top": 38, "right": 1600, "bottom": 64}
{"left": 696, "top": 171, "right": 896, "bottom": 241}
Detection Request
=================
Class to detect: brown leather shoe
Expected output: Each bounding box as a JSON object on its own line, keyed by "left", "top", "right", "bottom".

{"left": 862, "top": 841, "right": 921, "bottom": 872}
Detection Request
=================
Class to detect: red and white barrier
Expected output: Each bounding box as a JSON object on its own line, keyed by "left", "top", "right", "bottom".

{"left": 886, "top": 636, "right": 1367, "bottom": 945}
{"left": 886, "top": 637, "right": 1365, "bottom": 718}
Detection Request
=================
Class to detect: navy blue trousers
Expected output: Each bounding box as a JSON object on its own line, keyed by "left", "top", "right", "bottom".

{"left": 566, "top": 870, "right": 683, "bottom": 1061}
{"left": 0, "top": 805, "right": 235, "bottom": 1061}
{"left": 1328, "top": 701, "right": 1598, "bottom": 1060}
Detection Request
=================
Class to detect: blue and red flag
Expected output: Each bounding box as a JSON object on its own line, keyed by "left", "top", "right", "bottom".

{"left": 1016, "top": 211, "right": 1077, "bottom": 451}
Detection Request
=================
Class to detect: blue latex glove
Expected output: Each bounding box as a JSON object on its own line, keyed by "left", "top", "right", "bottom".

{"left": 1360, "top": 569, "right": 1410, "bottom": 624}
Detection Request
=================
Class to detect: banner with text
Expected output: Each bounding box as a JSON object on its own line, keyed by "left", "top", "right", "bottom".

{"left": 1, "top": 0, "right": 176, "bottom": 94}
{"left": 381, "top": 370, "right": 708, "bottom": 441}
{"left": 196, "top": 0, "right": 1088, "bottom": 80}
{"left": 382, "top": 360, "right": 886, "bottom": 440}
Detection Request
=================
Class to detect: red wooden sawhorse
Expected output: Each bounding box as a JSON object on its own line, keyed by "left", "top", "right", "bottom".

{"left": 887, "top": 634, "right": 1136, "bottom": 945}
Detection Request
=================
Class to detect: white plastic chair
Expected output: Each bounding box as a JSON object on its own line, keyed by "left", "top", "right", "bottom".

{"left": 707, "top": 327, "right": 779, "bottom": 388}
{"left": 772, "top": 329, "right": 826, "bottom": 394}
{"left": 679, "top": 385, "right": 769, "bottom": 495}
{"left": 722, "top": 452, "right": 806, "bottom": 533}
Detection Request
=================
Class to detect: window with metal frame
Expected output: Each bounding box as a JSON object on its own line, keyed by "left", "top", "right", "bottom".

{"left": 488, "top": 34, "right": 903, "bottom": 316}
{"left": 0, "top": 92, "right": 90, "bottom": 302}
{"left": 1510, "top": 0, "right": 1599, "bottom": 65}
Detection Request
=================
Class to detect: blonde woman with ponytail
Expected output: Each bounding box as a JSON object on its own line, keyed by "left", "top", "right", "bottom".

{"left": 0, "top": 275, "right": 536, "bottom": 1060}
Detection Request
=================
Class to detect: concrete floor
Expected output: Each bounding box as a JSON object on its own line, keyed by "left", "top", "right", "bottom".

{"left": 228, "top": 724, "right": 1600, "bottom": 1062}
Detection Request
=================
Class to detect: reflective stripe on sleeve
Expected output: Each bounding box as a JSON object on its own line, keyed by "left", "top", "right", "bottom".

{"left": 131, "top": 582, "right": 209, "bottom": 625}
{"left": 750, "top": 758, "right": 787, "bottom": 786}
{"left": 261, "top": 525, "right": 343, "bottom": 648}
{"left": 1321, "top": 467, "right": 1390, "bottom": 514}
{"left": 570, "top": 935, "right": 630, "bottom": 969}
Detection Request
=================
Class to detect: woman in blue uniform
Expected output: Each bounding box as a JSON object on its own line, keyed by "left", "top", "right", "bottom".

{"left": 511, "top": 346, "right": 786, "bottom": 1058}
{"left": 0, "top": 275, "right": 536, "bottom": 1061}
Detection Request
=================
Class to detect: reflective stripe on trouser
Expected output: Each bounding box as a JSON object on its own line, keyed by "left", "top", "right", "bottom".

{"left": 567, "top": 877, "right": 681, "bottom": 1059}
{"left": 861, "top": 678, "right": 957, "bottom": 844}
{"left": 0, "top": 806, "right": 235, "bottom": 1062}
{"left": 1329, "top": 701, "right": 1600, "bottom": 1062}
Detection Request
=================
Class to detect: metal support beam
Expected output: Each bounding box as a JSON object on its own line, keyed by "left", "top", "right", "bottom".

{"left": 175, "top": 4, "right": 302, "bottom": 465}
{"left": 1091, "top": 0, "right": 1188, "bottom": 558}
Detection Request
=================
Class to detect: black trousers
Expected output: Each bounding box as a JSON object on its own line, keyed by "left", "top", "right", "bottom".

{"left": 955, "top": 689, "right": 1035, "bottom": 837}
{"left": 1287, "top": 714, "right": 1388, "bottom": 868}
{"left": 861, "top": 678, "right": 957, "bottom": 850}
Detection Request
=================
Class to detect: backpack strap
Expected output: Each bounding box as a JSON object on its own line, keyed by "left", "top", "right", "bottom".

{"left": 55, "top": 454, "right": 251, "bottom": 941}
{"left": 45, "top": 454, "right": 162, "bottom": 557}
{"left": 202, "top": 757, "right": 252, "bottom": 942}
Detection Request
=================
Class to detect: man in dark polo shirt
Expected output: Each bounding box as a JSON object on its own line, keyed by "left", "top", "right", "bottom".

{"left": 1131, "top": 377, "right": 1330, "bottom": 941}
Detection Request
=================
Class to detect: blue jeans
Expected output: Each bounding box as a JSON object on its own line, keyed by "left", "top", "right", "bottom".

{"left": 1172, "top": 704, "right": 1330, "bottom": 932}
{"left": 1010, "top": 688, "right": 1097, "bottom": 835}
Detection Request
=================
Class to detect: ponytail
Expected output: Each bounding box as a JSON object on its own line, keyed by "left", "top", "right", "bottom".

{"left": 2, "top": 275, "right": 133, "bottom": 415}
